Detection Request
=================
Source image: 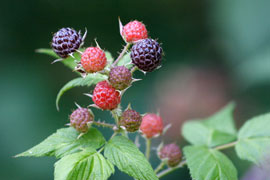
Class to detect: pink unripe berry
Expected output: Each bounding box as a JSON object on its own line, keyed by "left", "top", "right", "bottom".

{"left": 122, "top": 20, "right": 148, "bottom": 43}
{"left": 140, "top": 113, "right": 163, "bottom": 138}
{"left": 158, "top": 143, "right": 182, "bottom": 167}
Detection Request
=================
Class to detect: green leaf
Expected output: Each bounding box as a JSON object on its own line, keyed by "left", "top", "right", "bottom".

{"left": 117, "top": 52, "right": 133, "bottom": 69}
{"left": 104, "top": 136, "right": 158, "bottom": 180}
{"left": 36, "top": 48, "right": 59, "bottom": 58}
{"left": 55, "top": 149, "right": 114, "bottom": 180}
{"left": 182, "top": 102, "right": 237, "bottom": 147}
{"left": 105, "top": 51, "right": 114, "bottom": 68}
{"left": 37, "top": 48, "right": 113, "bottom": 71}
{"left": 56, "top": 73, "right": 107, "bottom": 110}
{"left": 36, "top": 48, "right": 79, "bottom": 70}
{"left": 16, "top": 127, "right": 105, "bottom": 159}
{"left": 184, "top": 145, "right": 238, "bottom": 180}
{"left": 235, "top": 113, "right": 270, "bottom": 164}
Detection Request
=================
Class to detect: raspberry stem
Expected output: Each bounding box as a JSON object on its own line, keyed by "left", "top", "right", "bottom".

{"left": 93, "top": 121, "right": 115, "bottom": 129}
{"left": 156, "top": 140, "right": 238, "bottom": 179}
{"left": 130, "top": 66, "right": 138, "bottom": 74}
{"left": 112, "top": 43, "right": 131, "bottom": 66}
{"left": 145, "top": 138, "right": 151, "bottom": 160}
{"left": 154, "top": 161, "right": 166, "bottom": 174}
{"left": 111, "top": 110, "right": 120, "bottom": 126}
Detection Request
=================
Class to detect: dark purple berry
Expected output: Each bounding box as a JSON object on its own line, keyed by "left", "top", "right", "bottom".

{"left": 51, "top": 27, "right": 82, "bottom": 58}
{"left": 130, "top": 38, "right": 163, "bottom": 72}
{"left": 70, "top": 108, "right": 93, "bottom": 133}
{"left": 109, "top": 66, "right": 132, "bottom": 90}
{"left": 120, "top": 109, "right": 142, "bottom": 132}
{"left": 158, "top": 143, "right": 182, "bottom": 167}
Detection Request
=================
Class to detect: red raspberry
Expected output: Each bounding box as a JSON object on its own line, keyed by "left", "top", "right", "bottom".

{"left": 122, "top": 20, "right": 148, "bottom": 43}
{"left": 92, "top": 81, "right": 121, "bottom": 110}
{"left": 70, "top": 108, "right": 93, "bottom": 133}
{"left": 140, "top": 113, "right": 163, "bottom": 138}
{"left": 158, "top": 143, "right": 182, "bottom": 167}
{"left": 81, "top": 47, "right": 107, "bottom": 73}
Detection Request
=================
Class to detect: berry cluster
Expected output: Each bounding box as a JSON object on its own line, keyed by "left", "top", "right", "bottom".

{"left": 51, "top": 18, "right": 181, "bottom": 176}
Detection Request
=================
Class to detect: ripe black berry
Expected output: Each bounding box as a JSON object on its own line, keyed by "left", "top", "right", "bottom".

{"left": 52, "top": 27, "right": 82, "bottom": 58}
{"left": 120, "top": 109, "right": 142, "bottom": 132}
{"left": 130, "top": 38, "right": 163, "bottom": 72}
{"left": 70, "top": 108, "right": 93, "bottom": 133}
{"left": 109, "top": 66, "right": 132, "bottom": 90}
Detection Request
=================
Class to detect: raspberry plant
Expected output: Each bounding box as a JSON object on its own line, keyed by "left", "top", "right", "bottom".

{"left": 16, "top": 19, "right": 270, "bottom": 180}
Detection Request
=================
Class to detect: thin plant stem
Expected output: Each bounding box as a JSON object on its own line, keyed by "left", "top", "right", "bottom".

{"left": 214, "top": 141, "right": 237, "bottom": 151}
{"left": 131, "top": 66, "right": 137, "bottom": 74}
{"left": 145, "top": 138, "right": 151, "bottom": 160}
{"left": 110, "top": 131, "right": 118, "bottom": 139}
{"left": 154, "top": 161, "right": 166, "bottom": 174}
{"left": 92, "top": 121, "right": 115, "bottom": 129}
{"left": 157, "top": 141, "right": 238, "bottom": 179}
{"left": 98, "top": 131, "right": 118, "bottom": 154}
{"left": 112, "top": 43, "right": 131, "bottom": 66}
{"left": 157, "top": 160, "right": 186, "bottom": 178}
{"left": 111, "top": 110, "right": 120, "bottom": 126}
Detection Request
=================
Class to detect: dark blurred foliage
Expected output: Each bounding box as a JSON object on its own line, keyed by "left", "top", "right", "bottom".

{"left": 1, "top": 0, "right": 270, "bottom": 179}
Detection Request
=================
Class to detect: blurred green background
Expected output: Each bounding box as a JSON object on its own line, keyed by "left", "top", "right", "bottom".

{"left": 1, "top": 0, "right": 270, "bottom": 179}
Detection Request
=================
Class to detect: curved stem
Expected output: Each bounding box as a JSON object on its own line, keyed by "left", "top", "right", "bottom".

{"left": 157, "top": 160, "right": 186, "bottom": 178}
{"left": 145, "top": 138, "right": 151, "bottom": 160}
{"left": 157, "top": 141, "right": 238, "bottom": 179}
{"left": 112, "top": 43, "right": 131, "bottom": 66}
{"left": 154, "top": 161, "right": 166, "bottom": 174}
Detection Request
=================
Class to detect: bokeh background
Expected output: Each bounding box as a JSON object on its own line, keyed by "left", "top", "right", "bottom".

{"left": 1, "top": 0, "right": 270, "bottom": 179}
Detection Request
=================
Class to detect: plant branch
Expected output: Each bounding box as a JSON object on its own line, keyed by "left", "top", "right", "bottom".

{"left": 145, "top": 138, "right": 151, "bottom": 160}
{"left": 131, "top": 66, "right": 137, "bottom": 74}
{"left": 111, "top": 110, "right": 120, "bottom": 126}
{"left": 157, "top": 140, "right": 238, "bottom": 179}
{"left": 154, "top": 161, "right": 166, "bottom": 174}
{"left": 214, "top": 141, "right": 237, "bottom": 151}
{"left": 157, "top": 160, "right": 186, "bottom": 178}
{"left": 112, "top": 43, "right": 131, "bottom": 66}
{"left": 92, "top": 121, "right": 115, "bottom": 129}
